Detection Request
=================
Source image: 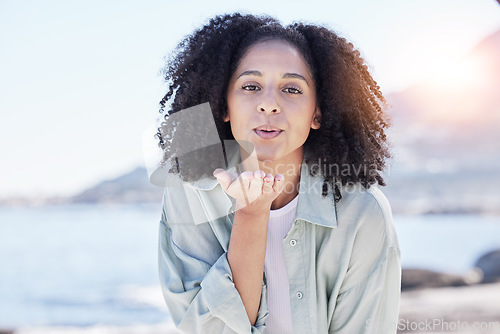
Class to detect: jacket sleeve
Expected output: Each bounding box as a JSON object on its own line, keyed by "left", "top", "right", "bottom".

{"left": 158, "top": 179, "right": 269, "bottom": 334}
{"left": 329, "top": 187, "right": 401, "bottom": 334}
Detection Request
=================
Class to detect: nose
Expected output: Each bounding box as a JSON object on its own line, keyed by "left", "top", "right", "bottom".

{"left": 257, "top": 91, "right": 280, "bottom": 115}
{"left": 259, "top": 106, "right": 279, "bottom": 114}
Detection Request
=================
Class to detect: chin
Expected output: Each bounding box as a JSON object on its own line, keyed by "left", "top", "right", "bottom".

{"left": 237, "top": 141, "right": 293, "bottom": 164}
{"left": 254, "top": 148, "right": 283, "bottom": 163}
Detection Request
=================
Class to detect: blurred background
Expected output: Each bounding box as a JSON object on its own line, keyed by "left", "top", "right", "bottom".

{"left": 1, "top": 0, "right": 499, "bottom": 333}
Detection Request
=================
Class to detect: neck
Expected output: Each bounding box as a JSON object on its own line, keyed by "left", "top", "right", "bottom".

{"left": 239, "top": 148, "right": 303, "bottom": 210}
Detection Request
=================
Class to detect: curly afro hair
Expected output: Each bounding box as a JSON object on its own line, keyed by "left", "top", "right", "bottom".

{"left": 157, "top": 13, "right": 391, "bottom": 203}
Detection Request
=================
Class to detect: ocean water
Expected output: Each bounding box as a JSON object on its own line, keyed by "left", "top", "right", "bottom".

{"left": 0, "top": 204, "right": 499, "bottom": 329}
{"left": 0, "top": 204, "right": 168, "bottom": 329}
{"left": 394, "top": 214, "right": 500, "bottom": 274}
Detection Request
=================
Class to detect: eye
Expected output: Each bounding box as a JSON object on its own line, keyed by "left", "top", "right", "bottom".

{"left": 242, "top": 84, "right": 261, "bottom": 91}
{"left": 282, "top": 86, "right": 303, "bottom": 94}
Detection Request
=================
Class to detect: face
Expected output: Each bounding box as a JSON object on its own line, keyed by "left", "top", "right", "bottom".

{"left": 225, "top": 40, "right": 321, "bottom": 164}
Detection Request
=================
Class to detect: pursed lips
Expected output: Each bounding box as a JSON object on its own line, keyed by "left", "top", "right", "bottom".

{"left": 253, "top": 125, "right": 283, "bottom": 139}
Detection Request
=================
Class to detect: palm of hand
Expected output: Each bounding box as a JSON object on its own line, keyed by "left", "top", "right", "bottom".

{"left": 213, "top": 169, "right": 284, "bottom": 213}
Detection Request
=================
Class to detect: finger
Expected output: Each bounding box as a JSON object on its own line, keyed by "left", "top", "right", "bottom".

{"left": 273, "top": 174, "right": 285, "bottom": 194}
{"left": 254, "top": 170, "right": 265, "bottom": 180}
{"left": 213, "top": 168, "right": 225, "bottom": 177}
{"left": 213, "top": 169, "right": 232, "bottom": 191}
{"left": 238, "top": 171, "right": 254, "bottom": 205}
{"left": 239, "top": 171, "right": 254, "bottom": 190}
{"left": 249, "top": 170, "right": 265, "bottom": 194}
{"left": 262, "top": 174, "right": 274, "bottom": 195}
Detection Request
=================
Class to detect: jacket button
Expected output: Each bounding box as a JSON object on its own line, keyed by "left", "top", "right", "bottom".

{"left": 289, "top": 239, "right": 297, "bottom": 247}
{"left": 296, "top": 291, "right": 303, "bottom": 299}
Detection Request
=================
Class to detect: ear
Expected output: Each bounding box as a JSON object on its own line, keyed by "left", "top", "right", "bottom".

{"left": 223, "top": 113, "right": 230, "bottom": 122}
{"left": 311, "top": 108, "right": 321, "bottom": 130}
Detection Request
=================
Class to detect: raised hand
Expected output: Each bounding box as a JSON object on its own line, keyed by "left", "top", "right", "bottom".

{"left": 213, "top": 169, "right": 285, "bottom": 214}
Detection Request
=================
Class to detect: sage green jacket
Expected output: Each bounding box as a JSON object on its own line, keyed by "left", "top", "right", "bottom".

{"left": 157, "top": 155, "right": 401, "bottom": 333}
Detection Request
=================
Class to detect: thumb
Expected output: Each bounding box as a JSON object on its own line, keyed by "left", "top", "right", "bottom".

{"left": 213, "top": 168, "right": 232, "bottom": 191}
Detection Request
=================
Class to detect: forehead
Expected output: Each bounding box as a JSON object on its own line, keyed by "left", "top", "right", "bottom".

{"left": 236, "top": 40, "right": 312, "bottom": 77}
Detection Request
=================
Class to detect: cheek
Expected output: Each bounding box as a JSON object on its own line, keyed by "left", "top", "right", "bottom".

{"left": 299, "top": 123, "right": 313, "bottom": 139}
{"left": 293, "top": 111, "right": 316, "bottom": 140}
{"left": 226, "top": 88, "right": 238, "bottom": 116}
{"left": 226, "top": 111, "right": 246, "bottom": 139}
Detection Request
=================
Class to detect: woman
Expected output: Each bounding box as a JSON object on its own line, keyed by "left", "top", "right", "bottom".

{"left": 154, "top": 13, "right": 401, "bottom": 333}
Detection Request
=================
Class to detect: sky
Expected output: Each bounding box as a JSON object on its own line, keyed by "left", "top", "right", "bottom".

{"left": 1, "top": 0, "right": 500, "bottom": 198}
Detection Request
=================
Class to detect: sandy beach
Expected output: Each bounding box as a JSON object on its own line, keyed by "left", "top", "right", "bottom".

{"left": 398, "top": 282, "right": 500, "bottom": 334}
{"left": 4, "top": 282, "right": 497, "bottom": 334}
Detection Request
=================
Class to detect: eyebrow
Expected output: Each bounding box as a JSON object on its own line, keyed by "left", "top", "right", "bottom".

{"left": 236, "top": 70, "right": 309, "bottom": 86}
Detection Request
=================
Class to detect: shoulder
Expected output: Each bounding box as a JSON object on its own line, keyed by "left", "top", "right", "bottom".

{"left": 333, "top": 184, "right": 400, "bottom": 292}
{"left": 336, "top": 183, "right": 391, "bottom": 219}
{"left": 335, "top": 183, "right": 397, "bottom": 248}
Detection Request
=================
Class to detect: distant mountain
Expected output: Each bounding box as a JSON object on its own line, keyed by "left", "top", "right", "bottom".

{"left": 70, "top": 167, "right": 163, "bottom": 204}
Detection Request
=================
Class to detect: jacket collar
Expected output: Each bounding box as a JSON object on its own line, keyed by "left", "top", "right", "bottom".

{"left": 294, "top": 161, "right": 338, "bottom": 228}
{"left": 188, "top": 147, "right": 338, "bottom": 229}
